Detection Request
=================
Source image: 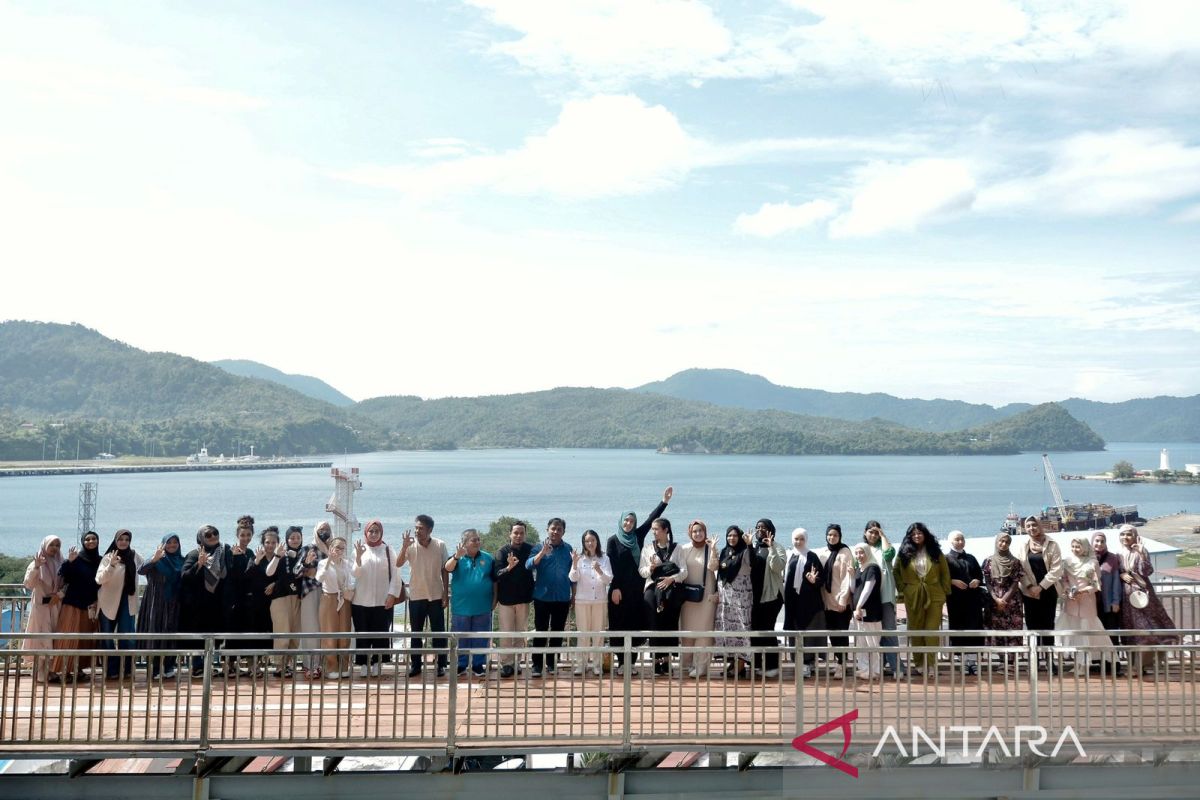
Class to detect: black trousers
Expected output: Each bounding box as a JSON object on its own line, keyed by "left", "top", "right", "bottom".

{"left": 407, "top": 599, "right": 447, "bottom": 669}
{"left": 824, "top": 608, "right": 852, "bottom": 664}
{"left": 946, "top": 591, "right": 984, "bottom": 648}
{"left": 1022, "top": 587, "right": 1058, "bottom": 648}
{"left": 351, "top": 604, "right": 394, "bottom": 666}
{"left": 608, "top": 587, "right": 648, "bottom": 665}
{"left": 532, "top": 600, "right": 571, "bottom": 671}
{"left": 751, "top": 597, "right": 783, "bottom": 670}
{"left": 642, "top": 586, "right": 682, "bottom": 663}
{"left": 1097, "top": 597, "right": 1123, "bottom": 648}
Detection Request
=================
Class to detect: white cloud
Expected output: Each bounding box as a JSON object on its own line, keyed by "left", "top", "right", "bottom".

{"left": 733, "top": 199, "right": 837, "bottom": 237}
{"left": 977, "top": 129, "right": 1200, "bottom": 216}
{"left": 1171, "top": 203, "right": 1200, "bottom": 223}
{"left": 828, "top": 159, "right": 976, "bottom": 238}
{"left": 467, "top": 0, "right": 732, "bottom": 86}
{"left": 335, "top": 94, "right": 699, "bottom": 198}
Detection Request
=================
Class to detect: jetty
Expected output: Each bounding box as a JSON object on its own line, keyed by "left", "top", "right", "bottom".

{"left": 0, "top": 460, "right": 333, "bottom": 478}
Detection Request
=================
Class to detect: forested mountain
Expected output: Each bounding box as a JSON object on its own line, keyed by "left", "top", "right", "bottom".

{"left": 0, "top": 322, "right": 376, "bottom": 457}
{"left": 636, "top": 369, "right": 1199, "bottom": 442}
{"left": 213, "top": 359, "right": 355, "bottom": 407}
{"left": 0, "top": 321, "right": 1109, "bottom": 459}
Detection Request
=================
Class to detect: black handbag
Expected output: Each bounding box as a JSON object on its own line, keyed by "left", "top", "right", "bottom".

{"left": 681, "top": 544, "right": 709, "bottom": 603}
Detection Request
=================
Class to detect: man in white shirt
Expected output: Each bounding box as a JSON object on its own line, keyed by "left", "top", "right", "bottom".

{"left": 397, "top": 514, "right": 450, "bottom": 678}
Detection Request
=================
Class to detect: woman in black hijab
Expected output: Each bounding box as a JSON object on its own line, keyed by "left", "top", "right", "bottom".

{"left": 181, "top": 525, "right": 235, "bottom": 677}
{"left": 715, "top": 525, "right": 753, "bottom": 678}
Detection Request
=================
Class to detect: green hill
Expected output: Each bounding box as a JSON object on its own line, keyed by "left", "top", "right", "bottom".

{"left": 213, "top": 359, "right": 355, "bottom": 407}
{"left": 0, "top": 321, "right": 378, "bottom": 457}
{"left": 635, "top": 368, "right": 1198, "bottom": 442}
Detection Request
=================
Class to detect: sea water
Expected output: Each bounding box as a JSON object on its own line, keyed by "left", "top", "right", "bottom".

{"left": 0, "top": 443, "right": 1195, "bottom": 558}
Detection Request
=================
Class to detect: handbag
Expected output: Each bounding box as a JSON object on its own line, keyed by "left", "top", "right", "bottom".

{"left": 681, "top": 544, "right": 709, "bottom": 603}
{"left": 1127, "top": 573, "right": 1150, "bottom": 609}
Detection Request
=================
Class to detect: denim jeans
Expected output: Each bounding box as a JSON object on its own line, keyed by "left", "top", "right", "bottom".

{"left": 100, "top": 594, "right": 136, "bottom": 678}
{"left": 452, "top": 612, "right": 492, "bottom": 670}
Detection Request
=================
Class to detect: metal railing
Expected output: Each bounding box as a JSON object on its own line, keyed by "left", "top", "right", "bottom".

{"left": 1, "top": 628, "right": 1196, "bottom": 758}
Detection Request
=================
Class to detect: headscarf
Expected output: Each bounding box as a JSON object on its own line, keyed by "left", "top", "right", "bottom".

{"left": 616, "top": 510, "right": 641, "bottom": 562}
{"left": 196, "top": 526, "right": 228, "bottom": 592}
{"left": 1093, "top": 533, "right": 1119, "bottom": 577}
{"left": 789, "top": 528, "right": 811, "bottom": 593}
{"left": 35, "top": 535, "right": 64, "bottom": 594}
{"left": 947, "top": 530, "right": 966, "bottom": 552}
{"left": 988, "top": 533, "right": 1017, "bottom": 580}
{"left": 1116, "top": 524, "right": 1143, "bottom": 569}
{"left": 78, "top": 530, "right": 102, "bottom": 567}
{"left": 364, "top": 520, "right": 392, "bottom": 582}
{"left": 104, "top": 529, "right": 137, "bottom": 597}
{"left": 1063, "top": 535, "right": 1098, "bottom": 582}
{"left": 718, "top": 526, "right": 748, "bottom": 584}
{"left": 154, "top": 533, "right": 184, "bottom": 602}
{"left": 821, "top": 526, "right": 849, "bottom": 592}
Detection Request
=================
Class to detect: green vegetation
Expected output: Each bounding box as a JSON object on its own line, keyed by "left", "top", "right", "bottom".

{"left": 0, "top": 321, "right": 1108, "bottom": 459}
{"left": 1112, "top": 460, "right": 1136, "bottom": 479}
{"left": 0, "top": 552, "right": 30, "bottom": 585}
{"left": 212, "top": 359, "right": 355, "bottom": 407}
{"left": 481, "top": 516, "right": 541, "bottom": 555}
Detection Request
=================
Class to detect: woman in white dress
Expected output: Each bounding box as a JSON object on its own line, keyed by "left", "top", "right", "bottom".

{"left": 1055, "top": 536, "right": 1107, "bottom": 674}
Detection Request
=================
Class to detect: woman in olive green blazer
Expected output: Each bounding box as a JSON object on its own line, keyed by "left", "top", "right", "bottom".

{"left": 893, "top": 522, "right": 951, "bottom": 676}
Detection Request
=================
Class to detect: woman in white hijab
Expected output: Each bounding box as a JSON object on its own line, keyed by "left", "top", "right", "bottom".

{"left": 1116, "top": 524, "right": 1177, "bottom": 674}
{"left": 1054, "top": 536, "right": 1108, "bottom": 674}
{"left": 23, "top": 535, "right": 64, "bottom": 679}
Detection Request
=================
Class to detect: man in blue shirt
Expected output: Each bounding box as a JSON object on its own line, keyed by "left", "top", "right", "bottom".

{"left": 525, "top": 517, "right": 573, "bottom": 677}
{"left": 444, "top": 529, "right": 496, "bottom": 676}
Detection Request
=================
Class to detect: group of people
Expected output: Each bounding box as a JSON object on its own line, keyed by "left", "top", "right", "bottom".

{"left": 20, "top": 487, "right": 1177, "bottom": 684}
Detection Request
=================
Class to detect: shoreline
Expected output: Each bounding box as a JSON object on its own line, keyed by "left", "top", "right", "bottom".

{"left": 0, "top": 460, "right": 333, "bottom": 478}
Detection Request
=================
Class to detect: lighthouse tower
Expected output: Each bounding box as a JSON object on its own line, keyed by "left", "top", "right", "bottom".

{"left": 1160, "top": 449, "right": 1171, "bottom": 471}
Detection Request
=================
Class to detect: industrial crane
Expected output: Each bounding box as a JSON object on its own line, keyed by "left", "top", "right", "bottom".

{"left": 1041, "top": 453, "right": 1067, "bottom": 521}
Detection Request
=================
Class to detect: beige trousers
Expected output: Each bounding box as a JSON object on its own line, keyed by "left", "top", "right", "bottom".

{"left": 270, "top": 595, "right": 301, "bottom": 670}
{"left": 319, "top": 593, "right": 353, "bottom": 673}
{"left": 496, "top": 602, "right": 528, "bottom": 666}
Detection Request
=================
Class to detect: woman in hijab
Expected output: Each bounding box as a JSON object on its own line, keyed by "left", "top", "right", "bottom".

{"left": 820, "top": 524, "right": 855, "bottom": 676}
{"left": 1055, "top": 535, "right": 1108, "bottom": 675}
{"left": 1092, "top": 532, "right": 1124, "bottom": 674}
{"left": 716, "top": 525, "right": 754, "bottom": 678}
{"left": 137, "top": 533, "right": 184, "bottom": 678}
{"left": 23, "top": 535, "right": 64, "bottom": 680}
{"left": 982, "top": 533, "right": 1026, "bottom": 659}
{"left": 1116, "top": 524, "right": 1178, "bottom": 674}
{"left": 893, "top": 522, "right": 950, "bottom": 677}
{"left": 783, "top": 528, "right": 824, "bottom": 678}
{"left": 181, "top": 525, "right": 235, "bottom": 677}
{"left": 49, "top": 530, "right": 101, "bottom": 682}
{"left": 606, "top": 486, "right": 673, "bottom": 675}
{"left": 671, "top": 520, "right": 718, "bottom": 678}
{"left": 749, "top": 519, "right": 787, "bottom": 678}
{"left": 264, "top": 526, "right": 305, "bottom": 677}
{"left": 639, "top": 517, "right": 681, "bottom": 675}
{"left": 316, "top": 536, "right": 355, "bottom": 679}
{"left": 95, "top": 529, "right": 143, "bottom": 679}
{"left": 351, "top": 520, "right": 404, "bottom": 677}
{"left": 295, "top": 526, "right": 324, "bottom": 677}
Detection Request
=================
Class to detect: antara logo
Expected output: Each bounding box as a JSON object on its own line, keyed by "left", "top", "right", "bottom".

{"left": 791, "top": 709, "right": 859, "bottom": 778}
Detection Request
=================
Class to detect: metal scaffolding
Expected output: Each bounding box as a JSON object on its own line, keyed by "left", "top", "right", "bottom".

{"left": 77, "top": 481, "right": 97, "bottom": 536}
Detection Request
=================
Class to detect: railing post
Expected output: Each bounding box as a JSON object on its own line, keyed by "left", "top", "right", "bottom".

{"left": 446, "top": 635, "right": 458, "bottom": 755}
{"left": 199, "top": 637, "right": 214, "bottom": 751}
{"left": 794, "top": 634, "right": 804, "bottom": 738}
{"left": 1027, "top": 632, "right": 1039, "bottom": 721}
{"left": 622, "top": 634, "right": 632, "bottom": 750}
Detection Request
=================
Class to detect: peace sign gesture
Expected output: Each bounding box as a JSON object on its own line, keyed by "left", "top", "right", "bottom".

{"left": 805, "top": 564, "right": 820, "bottom": 585}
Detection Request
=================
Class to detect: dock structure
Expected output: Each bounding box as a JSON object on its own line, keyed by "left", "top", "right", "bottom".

{"left": 0, "top": 461, "right": 333, "bottom": 478}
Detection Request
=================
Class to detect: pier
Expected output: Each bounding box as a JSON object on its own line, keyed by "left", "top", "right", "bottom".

{"left": 0, "top": 461, "right": 333, "bottom": 478}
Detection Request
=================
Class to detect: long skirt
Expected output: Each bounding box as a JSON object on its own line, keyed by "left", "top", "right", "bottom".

{"left": 716, "top": 572, "right": 753, "bottom": 657}
{"left": 50, "top": 603, "right": 97, "bottom": 675}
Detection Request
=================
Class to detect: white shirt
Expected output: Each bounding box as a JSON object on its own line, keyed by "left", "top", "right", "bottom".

{"left": 95, "top": 551, "right": 143, "bottom": 620}
{"left": 351, "top": 542, "right": 403, "bottom": 607}
{"left": 569, "top": 554, "right": 613, "bottom": 602}
{"left": 316, "top": 557, "right": 355, "bottom": 597}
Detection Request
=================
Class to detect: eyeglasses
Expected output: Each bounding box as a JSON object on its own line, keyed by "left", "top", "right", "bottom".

{"left": 204, "top": 533, "right": 219, "bottom": 540}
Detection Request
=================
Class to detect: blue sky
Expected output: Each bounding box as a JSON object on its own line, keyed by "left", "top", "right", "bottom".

{"left": 1, "top": 1, "right": 1197, "bottom": 404}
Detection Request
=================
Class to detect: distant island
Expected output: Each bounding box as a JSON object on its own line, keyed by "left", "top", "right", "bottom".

{"left": 0, "top": 321, "right": 1110, "bottom": 459}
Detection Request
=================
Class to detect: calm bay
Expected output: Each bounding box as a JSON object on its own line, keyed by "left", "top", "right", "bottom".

{"left": 1, "top": 442, "right": 1196, "bottom": 559}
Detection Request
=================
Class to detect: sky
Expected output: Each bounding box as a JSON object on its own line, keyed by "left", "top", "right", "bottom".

{"left": 1, "top": 0, "right": 1198, "bottom": 406}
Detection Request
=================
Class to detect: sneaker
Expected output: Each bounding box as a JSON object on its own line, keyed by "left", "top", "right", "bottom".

{"left": 764, "top": 668, "right": 780, "bottom": 679}
{"left": 327, "top": 671, "right": 341, "bottom": 680}
{"left": 358, "top": 665, "right": 370, "bottom": 678}
{"left": 531, "top": 667, "right": 543, "bottom": 678}
{"left": 458, "top": 667, "right": 469, "bottom": 677}
{"left": 801, "top": 665, "right": 812, "bottom": 678}
{"left": 592, "top": 666, "right": 602, "bottom": 676}
{"left": 370, "top": 663, "right": 381, "bottom": 677}
{"left": 407, "top": 666, "right": 422, "bottom": 678}
{"left": 687, "top": 667, "right": 699, "bottom": 678}
{"left": 435, "top": 666, "right": 446, "bottom": 678}
{"left": 472, "top": 665, "right": 486, "bottom": 677}
{"left": 573, "top": 665, "right": 584, "bottom": 676}
{"left": 500, "top": 665, "right": 515, "bottom": 678}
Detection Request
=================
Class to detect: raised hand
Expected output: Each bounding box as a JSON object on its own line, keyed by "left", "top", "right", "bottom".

{"left": 805, "top": 565, "right": 819, "bottom": 584}
{"left": 197, "top": 549, "right": 209, "bottom": 567}
{"left": 402, "top": 530, "right": 415, "bottom": 548}
{"left": 650, "top": 552, "right": 661, "bottom": 568}
{"left": 274, "top": 542, "right": 286, "bottom": 559}
{"left": 304, "top": 549, "right": 319, "bottom": 565}
{"left": 663, "top": 486, "right": 674, "bottom": 504}
{"left": 571, "top": 550, "right": 581, "bottom": 566}
{"left": 506, "top": 552, "right": 518, "bottom": 570}
{"left": 354, "top": 539, "right": 366, "bottom": 561}
{"left": 152, "top": 543, "right": 166, "bottom": 563}
{"left": 68, "top": 546, "right": 79, "bottom": 562}
{"left": 34, "top": 553, "right": 46, "bottom": 567}
{"left": 231, "top": 544, "right": 245, "bottom": 556}
{"left": 592, "top": 558, "right": 603, "bottom": 573}
{"left": 255, "top": 546, "right": 266, "bottom": 562}
{"left": 541, "top": 540, "right": 552, "bottom": 555}
{"left": 455, "top": 543, "right": 467, "bottom": 559}
{"left": 742, "top": 531, "right": 752, "bottom": 546}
